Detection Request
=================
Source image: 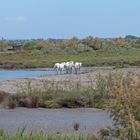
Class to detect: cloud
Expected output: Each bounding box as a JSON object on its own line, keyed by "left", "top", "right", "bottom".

{"left": 15, "top": 16, "right": 26, "bottom": 22}
{"left": 4, "top": 16, "right": 26, "bottom": 23}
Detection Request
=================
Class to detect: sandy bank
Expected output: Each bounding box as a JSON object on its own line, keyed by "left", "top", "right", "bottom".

{"left": 0, "top": 67, "right": 139, "bottom": 94}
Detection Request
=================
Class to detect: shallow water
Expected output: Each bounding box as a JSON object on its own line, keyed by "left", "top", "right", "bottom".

{"left": 0, "top": 108, "right": 113, "bottom": 133}
{"left": 0, "top": 70, "right": 57, "bottom": 80}
{"left": 0, "top": 69, "right": 86, "bottom": 80}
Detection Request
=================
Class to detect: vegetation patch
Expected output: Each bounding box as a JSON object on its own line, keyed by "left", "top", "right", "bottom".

{"left": 0, "top": 37, "right": 140, "bottom": 68}
{"left": 1, "top": 70, "right": 140, "bottom": 139}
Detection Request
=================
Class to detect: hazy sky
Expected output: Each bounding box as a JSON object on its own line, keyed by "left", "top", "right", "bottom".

{"left": 0, "top": 0, "right": 140, "bottom": 39}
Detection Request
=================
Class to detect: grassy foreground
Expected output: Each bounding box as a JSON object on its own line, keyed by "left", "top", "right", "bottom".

{"left": 0, "top": 127, "right": 112, "bottom": 140}
{"left": 0, "top": 48, "right": 140, "bottom": 69}
{"left": 0, "top": 131, "right": 94, "bottom": 140}
{"left": 1, "top": 71, "right": 140, "bottom": 139}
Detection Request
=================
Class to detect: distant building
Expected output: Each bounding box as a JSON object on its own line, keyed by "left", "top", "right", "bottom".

{"left": 7, "top": 44, "right": 23, "bottom": 51}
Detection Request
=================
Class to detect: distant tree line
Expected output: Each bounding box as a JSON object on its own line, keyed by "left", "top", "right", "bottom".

{"left": 0, "top": 35, "right": 140, "bottom": 54}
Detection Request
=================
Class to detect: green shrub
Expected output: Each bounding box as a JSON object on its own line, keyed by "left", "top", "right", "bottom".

{"left": 76, "top": 46, "right": 95, "bottom": 53}
{"left": 64, "top": 47, "right": 78, "bottom": 54}
{"left": 39, "top": 47, "right": 66, "bottom": 55}
{"left": 45, "top": 100, "right": 60, "bottom": 108}
{"left": 31, "top": 49, "right": 43, "bottom": 55}
{"left": 24, "top": 42, "right": 37, "bottom": 50}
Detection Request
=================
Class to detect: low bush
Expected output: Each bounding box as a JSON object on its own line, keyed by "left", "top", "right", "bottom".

{"left": 24, "top": 42, "right": 38, "bottom": 50}
{"left": 45, "top": 100, "right": 60, "bottom": 108}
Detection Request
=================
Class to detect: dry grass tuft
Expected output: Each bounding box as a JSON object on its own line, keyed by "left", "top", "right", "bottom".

{"left": 18, "top": 96, "right": 45, "bottom": 108}
{"left": 108, "top": 70, "right": 140, "bottom": 139}
{"left": 1, "top": 97, "right": 16, "bottom": 109}
{"left": 73, "top": 123, "right": 80, "bottom": 131}
{"left": 0, "top": 91, "right": 8, "bottom": 103}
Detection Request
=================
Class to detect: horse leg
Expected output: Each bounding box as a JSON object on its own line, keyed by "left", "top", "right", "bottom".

{"left": 57, "top": 69, "right": 59, "bottom": 74}
{"left": 70, "top": 67, "right": 72, "bottom": 74}
{"left": 60, "top": 69, "right": 62, "bottom": 74}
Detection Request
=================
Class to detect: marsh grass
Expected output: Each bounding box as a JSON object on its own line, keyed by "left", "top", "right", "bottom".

{"left": 0, "top": 71, "right": 124, "bottom": 109}
{"left": 0, "top": 48, "right": 140, "bottom": 69}
{"left": 0, "top": 72, "right": 117, "bottom": 109}
{"left": 14, "top": 79, "right": 95, "bottom": 108}
{"left": 2, "top": 71, "right": 140, "bottom": 139}
{"left": 0, "top": 127, "right": 120, "bottom": 140}
{"left": 0, "top": 126, "right": 99, "bottom": 140}
{"left": 1, "top": 71, "right": 140, "bottom": 139}
{"left": 0, "top": 125, "right": 103, "bottom": 140}
{"left": 0, "top": 133, "right": 98, "bottom": 140}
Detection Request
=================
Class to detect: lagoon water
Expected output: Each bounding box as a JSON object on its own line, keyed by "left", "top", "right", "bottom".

{"left": 0, "top": 70, "right": 57, "bottom": 80}
{"left": 0, "top": 108, "right": 113, "bottom": 133}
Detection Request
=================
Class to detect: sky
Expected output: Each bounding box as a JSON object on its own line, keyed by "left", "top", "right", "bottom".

{"left": 0, "top": 0, "right": 140, "bottom": 39}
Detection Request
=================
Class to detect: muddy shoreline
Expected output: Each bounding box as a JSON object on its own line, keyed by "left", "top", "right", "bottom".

{"left": 0, "top": 66, "right": 139, "bottom": 94}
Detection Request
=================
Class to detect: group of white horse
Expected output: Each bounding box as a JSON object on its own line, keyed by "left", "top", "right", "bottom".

{"left": 54, "top": 61, "right": 82, "bottom": 74}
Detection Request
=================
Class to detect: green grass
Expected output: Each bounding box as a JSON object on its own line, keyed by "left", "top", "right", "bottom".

{"left": 0, "top": 48, "right": 140, "bottom": 68}
{"left": 0, "top": 130, "right": 97, "bottom": 140}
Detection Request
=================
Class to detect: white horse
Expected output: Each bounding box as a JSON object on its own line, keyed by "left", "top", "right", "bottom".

{"left": 54, "top": 61, "right": 82, "bottom": 74}
{"left": 74, "top": 62, "right": 82, "bottom": 74}
{"left": 54, "top": 62, "right": 65, "bottom": 74}
{"left": 64, "top": 61, "right": 74, "bottom": 74}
